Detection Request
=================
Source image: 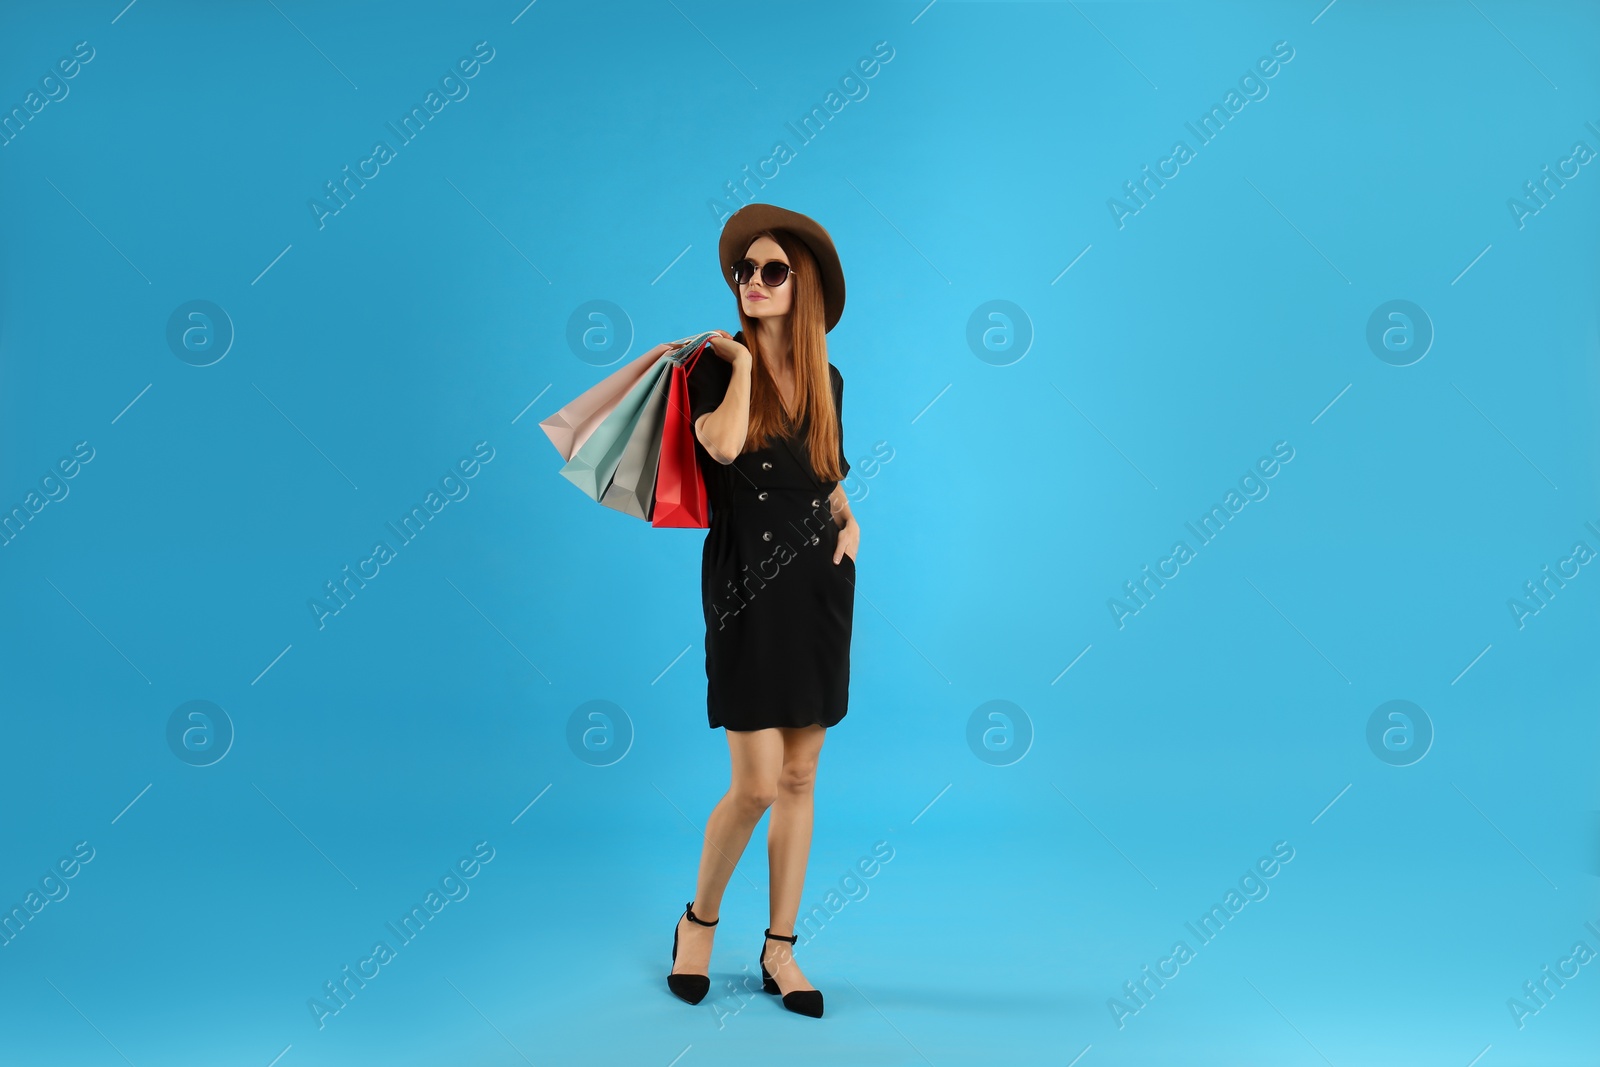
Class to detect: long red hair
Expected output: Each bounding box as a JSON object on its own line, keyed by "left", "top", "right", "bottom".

{"left": 734, "top": 229, "right": 843, "bottom": 483}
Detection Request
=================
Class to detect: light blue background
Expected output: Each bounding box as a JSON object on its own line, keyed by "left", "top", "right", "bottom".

{"left": 1, "top": 1, "right": 1597, "bottom": 1064}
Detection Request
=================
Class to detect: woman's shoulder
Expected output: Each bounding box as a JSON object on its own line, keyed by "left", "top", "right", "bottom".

{"left": 690, "top": 344, "right": 732, "bottom": 379}
{"left": 694, "top": 331, "right": 742, "bottom": 378}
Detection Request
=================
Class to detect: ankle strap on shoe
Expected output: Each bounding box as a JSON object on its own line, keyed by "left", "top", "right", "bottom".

{"left": 764, "top": 928, "right": 798, "bottom": 943}
{"left": 685, "top": 901, "right": 720, "bottom": 927}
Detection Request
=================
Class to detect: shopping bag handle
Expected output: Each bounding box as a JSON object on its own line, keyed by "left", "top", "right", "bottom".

{"left": 669, "top": 331, "right": 717, "bottom": 374}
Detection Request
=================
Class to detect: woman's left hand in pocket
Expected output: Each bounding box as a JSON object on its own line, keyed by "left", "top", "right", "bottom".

{"left": 833, "top": 519, "right": 859, "bottom": 564}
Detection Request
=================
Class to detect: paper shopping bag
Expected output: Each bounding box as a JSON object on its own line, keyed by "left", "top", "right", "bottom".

{"left": 558, "top": 352, "right": 675, "bottom": 501}
{"left": 540, "top": 329, "right": 714, "bottom": 462}
{"left": 599, "top": 358, "right": 675, "bottom": 520}
{"left": 651, "top": 337, "right": 713, "bottom": 528}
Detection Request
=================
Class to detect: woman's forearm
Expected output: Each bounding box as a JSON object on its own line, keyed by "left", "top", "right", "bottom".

{"left": 695, "top": 356, "right": 752, "bottom": 464}
{"left": 829, "top": 485, "right": 854, "bottom": 529}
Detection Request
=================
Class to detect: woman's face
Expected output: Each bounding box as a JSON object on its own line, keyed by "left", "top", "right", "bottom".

{"left": 737, "top": 235, "right": 793, "bottom": 322}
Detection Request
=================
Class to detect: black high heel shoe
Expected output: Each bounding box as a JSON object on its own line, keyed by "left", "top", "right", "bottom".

{"left": 666, "top": 901, "right": 719, "bottom": 1004}
{"left": 760, "top": 929, "right": 824, "bottom": 1018}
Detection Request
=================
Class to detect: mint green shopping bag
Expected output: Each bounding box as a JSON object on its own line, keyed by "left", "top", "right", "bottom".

{"left": 558, "top": 352, "right": 673, "bottom": 500}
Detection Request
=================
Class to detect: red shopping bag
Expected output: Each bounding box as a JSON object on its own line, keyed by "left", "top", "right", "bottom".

{"left": 651, "top": 341, "right": 711, "bottom": 528}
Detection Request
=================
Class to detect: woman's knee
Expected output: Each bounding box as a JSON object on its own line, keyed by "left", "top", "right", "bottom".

{"left": 777, "top": 761, "right": 818, "bottom": 796}
{"left": 731, "top": 781, "right": 779, "bottom": 814}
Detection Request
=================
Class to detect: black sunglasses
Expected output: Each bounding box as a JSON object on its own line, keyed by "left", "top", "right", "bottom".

{"left": 730, "top": 259, "right": 794, "bottom": 287}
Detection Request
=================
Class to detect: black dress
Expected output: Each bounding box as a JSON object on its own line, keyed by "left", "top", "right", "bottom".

{"left": 686, "top": 332, "right": 854, "bottom": 731}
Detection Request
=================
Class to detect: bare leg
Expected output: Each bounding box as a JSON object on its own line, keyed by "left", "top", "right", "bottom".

{"left": 671, "top": 727, "right": 784, "bottom": 979}
{"left": 763, "top": 724, "right": 827, "bottom": 993}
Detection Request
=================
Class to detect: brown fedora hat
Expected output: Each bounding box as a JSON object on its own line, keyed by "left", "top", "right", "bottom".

{"left": 719, "top": 203, "right": 846, "bottom": 333}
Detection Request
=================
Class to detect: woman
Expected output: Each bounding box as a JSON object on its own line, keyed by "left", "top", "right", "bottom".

{"left": 664, "top": 204, "right": 859, "bottom": 1019}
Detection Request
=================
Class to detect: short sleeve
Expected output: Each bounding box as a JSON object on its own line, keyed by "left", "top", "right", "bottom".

{"left": 687, "top": 348, "right": 731, "bottom": 425}
{"left": 831, "top": 364, "right": 850, "bottom": 480}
